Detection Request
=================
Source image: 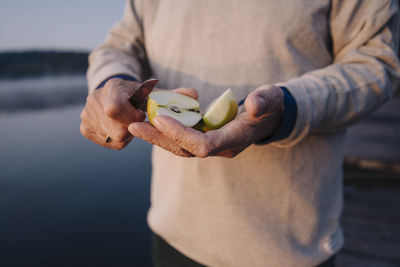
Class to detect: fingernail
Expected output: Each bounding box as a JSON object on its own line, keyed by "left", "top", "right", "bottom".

{"left": 255, "top": 96, "right": 266, "bottom": 117}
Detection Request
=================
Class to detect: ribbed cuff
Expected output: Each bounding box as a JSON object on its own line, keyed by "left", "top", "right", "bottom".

{"left": 96, "top": 74, "right": 139, "bottom": 89}
{"left": 255, "top": 86, "right": 297, "bottom": 144}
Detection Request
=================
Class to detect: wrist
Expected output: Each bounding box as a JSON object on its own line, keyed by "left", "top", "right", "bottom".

{"left": 96, "top": 74, "right": 139, "bottom": 89}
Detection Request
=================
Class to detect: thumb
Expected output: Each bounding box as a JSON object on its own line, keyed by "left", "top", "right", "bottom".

{"left": 172, "top": 87, "right": 199, "bottom": 100}
{"left": 244, "top": 85, "right": 283, "bottom": 118}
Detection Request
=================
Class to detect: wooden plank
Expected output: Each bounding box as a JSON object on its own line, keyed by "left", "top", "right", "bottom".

{"left": 345, "top": 97, "right": 400, "bottom": 173}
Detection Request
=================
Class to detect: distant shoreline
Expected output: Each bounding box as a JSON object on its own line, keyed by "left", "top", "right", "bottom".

{"left": 0, "top": 50, "right": 89, "bottom": 80}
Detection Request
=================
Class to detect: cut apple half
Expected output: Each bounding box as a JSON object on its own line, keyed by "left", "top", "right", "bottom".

{"left": 147, "top": 91, "right": 202, "bottom": 127}
{"left": 201, "top": 88, "right": 238, "bottom": 132}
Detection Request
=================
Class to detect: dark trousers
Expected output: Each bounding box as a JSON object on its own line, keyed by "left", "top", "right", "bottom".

{"left": 153, "top": 234, "right": 335, "bottom": 267}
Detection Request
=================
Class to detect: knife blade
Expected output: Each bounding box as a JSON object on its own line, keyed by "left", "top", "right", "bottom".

{"left": 129, "top": 79, "right": 159, "bottom": 108}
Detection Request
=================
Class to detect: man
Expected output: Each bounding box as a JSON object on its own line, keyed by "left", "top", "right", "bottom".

{"left": 80, "top": 1, "right": 400, "bottom": 266}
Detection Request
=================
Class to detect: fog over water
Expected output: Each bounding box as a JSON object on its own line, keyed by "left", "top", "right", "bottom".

{"left": 0, "top": 77, "right": 153, "bottom": 265}
{"left": 0, "top": 75, "right": 87, "bottom": 112}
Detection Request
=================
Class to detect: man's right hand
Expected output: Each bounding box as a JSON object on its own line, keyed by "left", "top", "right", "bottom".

{"left": 80, "top": 78, "right": 146, "bottom": 150}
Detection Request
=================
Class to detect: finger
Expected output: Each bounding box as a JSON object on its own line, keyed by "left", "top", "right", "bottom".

{"left": 80, "top": 123, "right": 130, "bottom": 150}
{"left": 172, "top": 88, "right": 199, "bottom": 100}
{"left": 205, "top": 120, "right": 248, "bottom": 151}
{"left": 152, "top": 116, "right": 214, "bottom": 158}
{"left": 245, "top": 85, "right": 283, "bottom": 118}
{"left": 107, "top": 126, "right": 133, "bottom": 143}
{"left": 205, "top": 105, "right": 285, "bottom": 153}
{"left": 128, "top": 122, "right": 194, "bottom": 157}
{"left": 104, "top": 94, "right": 146, "bottom": 127}
{"left": 202, "top": 111, "right": 262, "bottom": 152}
{"left": 82, "top": 95, "right": 135, "bottom": 144}
{"left": 82, "top": 108, "right": 134, "bottom": 144}
{"left": 103, "top": 79, "right": 146, "bottom": 126}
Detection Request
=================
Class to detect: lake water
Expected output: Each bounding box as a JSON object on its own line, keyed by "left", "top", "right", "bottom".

{"left": 0, "top": 77, "right": 153, "bottom": 266}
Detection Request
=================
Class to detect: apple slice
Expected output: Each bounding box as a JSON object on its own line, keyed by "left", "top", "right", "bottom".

{"left": 201, "top": 88, "right": 238, "bottom": 132}
{"left": 147, "top": 91, "right": 202, "bottom": 127}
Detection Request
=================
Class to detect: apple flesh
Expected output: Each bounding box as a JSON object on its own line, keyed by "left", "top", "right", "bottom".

{"left": 147, "top": 91, "right": 202, "bottom": 127}
{"left": 147, "top": 89, "right": 238, "bottom": 132}
{"left": 200, "top": 88, "right": 238, "bottom": 132}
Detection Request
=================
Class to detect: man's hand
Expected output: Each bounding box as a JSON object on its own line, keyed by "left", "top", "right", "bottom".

{"left": 80, "top": 78, "right": 146, "bottom": 150}
{"left": 128, "top": 85, "right": 284, "bottom": 158}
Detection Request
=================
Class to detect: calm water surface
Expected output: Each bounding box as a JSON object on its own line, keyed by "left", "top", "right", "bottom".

{"left": 0, "top": 78, "right": 153, "bottom": 266}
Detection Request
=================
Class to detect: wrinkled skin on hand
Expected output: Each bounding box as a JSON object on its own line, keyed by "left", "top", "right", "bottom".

{"left": 128, "top": 85, "right": 284, "bottom": 158}
{"left": 80, "top": 78, "right": 145, "bottom": 150}
{"left": 80, "top": 78, "right": 197, "bottom": 150}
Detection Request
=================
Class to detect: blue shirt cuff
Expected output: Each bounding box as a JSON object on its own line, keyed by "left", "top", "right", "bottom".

{"left": 255, "top": 86, "right": 297, "bottom": 144}
{"left": 96, "top": 74, "right": 139, "bottom": 89}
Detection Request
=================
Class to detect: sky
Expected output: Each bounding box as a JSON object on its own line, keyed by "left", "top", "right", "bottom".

{"left": 0, "top": 0, "right": 126, "bottom": 51}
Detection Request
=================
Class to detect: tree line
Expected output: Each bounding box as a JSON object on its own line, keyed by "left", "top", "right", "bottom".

{"left": 0, "top": 51, "right": 89, "bottom": 79}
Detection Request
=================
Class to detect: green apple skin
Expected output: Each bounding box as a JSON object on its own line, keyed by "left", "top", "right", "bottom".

{"left": 193, "top": 119, "right": 206, "bottom": 132}
{"left": 201, "top": 100, "right": 238, "bottom": 132}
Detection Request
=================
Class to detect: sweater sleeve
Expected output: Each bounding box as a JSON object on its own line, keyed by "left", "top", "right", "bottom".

{"left": 87, "top": 0, "right": 151, "bottom": 93}
{"left": 274, "top": 0, "right": 400, "bottom": 148}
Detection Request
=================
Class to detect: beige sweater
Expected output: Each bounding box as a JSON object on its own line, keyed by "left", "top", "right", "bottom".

{"left": 87, "top": 1, "right": 400, "bottom": 266}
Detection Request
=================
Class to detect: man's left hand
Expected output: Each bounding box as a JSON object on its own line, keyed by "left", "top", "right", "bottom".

{"left": 128, "top": 85, "right": 284, "bottom": 158}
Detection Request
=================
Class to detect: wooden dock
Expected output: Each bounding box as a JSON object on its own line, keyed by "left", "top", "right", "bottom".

{"left": 336, "top": 96, "right": 400, "bottom": 266}
{"left": 344, "top": 96, "right": 400, "bottom": 174}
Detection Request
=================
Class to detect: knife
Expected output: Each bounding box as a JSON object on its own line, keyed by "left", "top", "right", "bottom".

{"left": 129, "top": 79, "right": 159, "bottom": 108}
